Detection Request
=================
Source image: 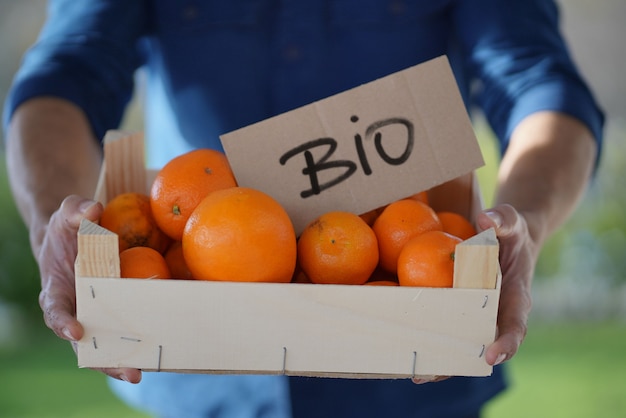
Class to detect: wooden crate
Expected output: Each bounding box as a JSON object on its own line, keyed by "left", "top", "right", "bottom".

{"left": 75, "top": 131, "right": 501, "bottom": 379}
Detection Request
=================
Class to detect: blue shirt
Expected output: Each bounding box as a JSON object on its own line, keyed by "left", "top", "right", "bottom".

{"left": 4, "top": 0, "right": 603, "bottom": 167}
{"left": 3, "top": 1, "right": 604, "bottom": 417}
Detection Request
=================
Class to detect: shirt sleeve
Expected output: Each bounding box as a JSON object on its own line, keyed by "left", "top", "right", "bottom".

{"left": 453, "top": 0, "right": 605, "bottom": 156}
{"left": 2, "top": 0, "right": 147, "bottom": 142}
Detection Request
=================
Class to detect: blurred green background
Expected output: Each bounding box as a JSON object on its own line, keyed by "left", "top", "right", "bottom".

{"left": 1, "top": 1, "right": 625, "bottom": 417}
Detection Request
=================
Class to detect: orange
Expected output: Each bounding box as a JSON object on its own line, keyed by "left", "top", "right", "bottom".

{"left": 437, "top": 211, "right": 477, "bottom": 241}
{"left": 358, "top": 205, "right": 387, "bottom": 226}
{"left": 183, "top": 187, "right": 297, "bottom": 283}
{"left": 406, "top": 190, "right": 429, "bottom": 205}
{"left": 291, "top": 263, "right": 312, "bottom": 284}
{"left": 100, "top": 192, "right": 170, "bottom": 253}
{"left": 397, "top": 230, "right": 462, "bottom": 288}
{"left": 372, "top": 199, "right": 442, "bottom": 274}
{"left": 120, "top": 246, "right": 171, "bottom": 279}
{"left": 150, "top": 149, "right": 238, "bottom": 241}
{"left": 366, "top": 265, "right": 399, "bottom": 284}
{"left": 164, "top": 241, "right": 194, "bottom": 280}
{"left": 365, "top": 280, "right": 399, "bottom": 286}
{"left": 297, "top": 211, "right": 379, "bottom": 285}
{"left": 359, "top": 208, "right": 380, "bottom": 226}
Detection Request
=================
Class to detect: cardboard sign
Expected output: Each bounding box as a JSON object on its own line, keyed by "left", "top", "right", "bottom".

{"left": 220, "top": 55, "right": 484, "bottom": 233}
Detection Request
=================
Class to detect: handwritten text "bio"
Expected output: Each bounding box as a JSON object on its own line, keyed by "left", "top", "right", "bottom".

{"left": 279, "top": 116, "right": 414, "bottom": 198}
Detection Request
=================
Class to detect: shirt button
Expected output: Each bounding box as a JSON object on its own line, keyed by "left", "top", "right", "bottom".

{"left": 182, "top": 4, "right": 199, "bottom": 21}
{"left": 283, "top": 44, "right": 301, "bottom": 61}
{"left": 389, "top": 0, "right": 406, "bottom": 16}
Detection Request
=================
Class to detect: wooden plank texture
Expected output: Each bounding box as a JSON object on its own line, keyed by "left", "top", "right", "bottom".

{"left": 94, "top": 130, "right": 146, "bottom": 204}
{"left": 75, "top": 220, "right": 120, "bottom": 279}
{"left": 76, "top": 265, "right": 500, "bottom": 378}
{"left": 453, "top": 228, "right": 500, "bottom": 289}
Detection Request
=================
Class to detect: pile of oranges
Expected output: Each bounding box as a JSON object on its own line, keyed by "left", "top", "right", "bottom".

{"left": 99, "top": 148, "right": 477, "bottom": 288}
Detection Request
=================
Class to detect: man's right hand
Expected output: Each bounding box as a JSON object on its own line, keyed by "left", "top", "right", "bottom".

{"left": 37, "top": 194, "right": 142, "bottom": 383}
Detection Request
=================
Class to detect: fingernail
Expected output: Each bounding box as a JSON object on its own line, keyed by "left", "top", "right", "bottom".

{"left": 485, "top": 210, "right": 502, "bottom": 228}
{"left": 62, "top": 327, "right": 75, "bottom": 341}
{"left": 120, "top": 374, "right": 130, "bottom": 383}
{"left": 79, "top": 200, "right": 96, "bottom": 214}
{"left": 494, "top": 353, "right": 507, "bottom": 366}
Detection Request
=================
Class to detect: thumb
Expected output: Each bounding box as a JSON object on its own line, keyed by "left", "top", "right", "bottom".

{"left": 477, "top": 209, "right": 502, "bottom": 232}
{"left": 61, "top": 195, "right": 103, "bottom": 226}
{"left": 477, "top": 204, "right": 522, "bottom": 240}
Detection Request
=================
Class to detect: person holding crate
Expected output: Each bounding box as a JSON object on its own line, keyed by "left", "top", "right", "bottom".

{"left": 3, "top": 1, "right": 603, "bottom": 417}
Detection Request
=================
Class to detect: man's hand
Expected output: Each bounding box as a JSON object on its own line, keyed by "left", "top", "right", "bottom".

{"left": 412, "top": 203, "right": 536, "bottom": 384}
{"left": 38, "top": 195, "right": 142, "bottom": 383}
{"left": 478, "top": 204, "right": 536, "bottom": 367}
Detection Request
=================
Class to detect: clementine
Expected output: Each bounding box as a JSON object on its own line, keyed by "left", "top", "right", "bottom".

{"left": 164, "top": 241, "right": 194, "bottom": 280}
{"left": 359, "top": 208, "right": 381, "bottom": 226}
{"left": 150, "top": 148, "right": 237, "bottom": 241}
{"left": 372, "top": 199, "right": 442, "bottom": 274}
{"left": 100, "top": 192, "right": 170, "bottom": 253}
{"left": 365, "top": 280, "right": 399, "bottom": 286}
{"left": 366, "top": 265, "right": 399, "bottom": 284}
{"left": 291, "top": 263, "right": 312, "bottom": 284}
{"left": 183, "top": 187, "right": 297, "bottom": 283}
{"left": 297, "top": 211, "right": 379, "bottom": 285}
{"left": 397, "top": 230, "right": 462, "bottom": 288}
{"left": 437, "top": 211, "right": 477, "bottom": 241}
{"left": 406, "top": 190, "right": 429, "bottom": 205}
{"left": 120, "top": 246, "right": 171, "bottom": 279}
